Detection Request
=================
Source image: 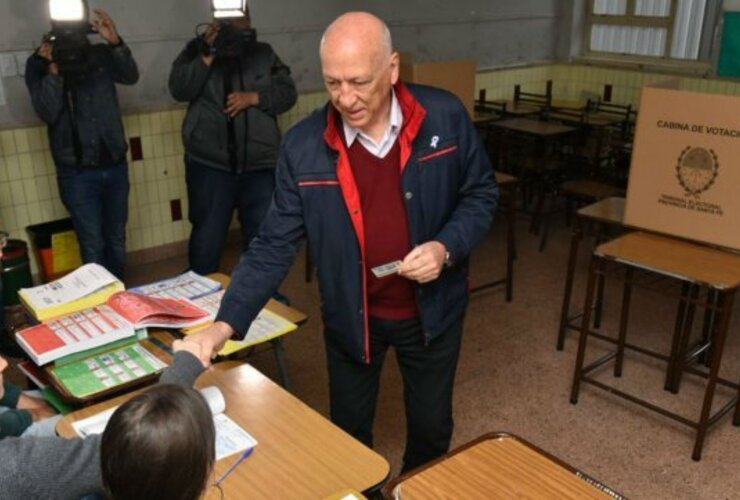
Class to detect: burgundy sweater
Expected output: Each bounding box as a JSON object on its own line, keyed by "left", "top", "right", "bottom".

{"left": 347, "top": 138, "right": 418, "bottom": 320}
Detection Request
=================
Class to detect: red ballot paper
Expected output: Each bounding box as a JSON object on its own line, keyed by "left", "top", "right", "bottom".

{"left": 16, "top": 292, "right": 211, "bottom": 366}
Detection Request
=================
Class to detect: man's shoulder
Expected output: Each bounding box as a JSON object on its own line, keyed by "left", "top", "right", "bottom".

{"left": 405, "top": 82, "right": 467, "bottom": 117}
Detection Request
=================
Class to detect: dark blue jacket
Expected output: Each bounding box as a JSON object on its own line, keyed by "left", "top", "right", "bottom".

{"left": 25, "top": 42, "right": 139, "bottom": 169}
{"left": 217, "top": 82, "right": 499, "bottom": 362}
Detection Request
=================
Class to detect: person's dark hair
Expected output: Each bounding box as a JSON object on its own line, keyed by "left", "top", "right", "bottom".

{"left": 100, "top": 384, "right": 215, "bottom": 500}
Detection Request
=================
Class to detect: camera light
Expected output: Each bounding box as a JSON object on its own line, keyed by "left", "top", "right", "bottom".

{"left": 49, "top": 0, "right": 86, "bottom": 22}
{"left": 212, "top": 0, "right": 247, "bottom": 18}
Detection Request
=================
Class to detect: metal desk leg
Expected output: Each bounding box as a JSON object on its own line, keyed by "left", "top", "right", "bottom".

{"left": 270, "top": 337, "right": 291, "bottom": 390}
{"left": 614, "top": 267, "right": 634, "bottom": 378}
{"left": 671, "top": 285, "right": 700, "bottom": 393}
{"left": 570, "top": 255, "right": 603, "bottom": 404}
{"left": 693, "top": 291, "right": 735, "bottom": 461}
{"left": 665, "top": 283, "right": 690, "bottom": 393}
{"left": 505, "top": 184, "right": 516, "bottom": 302}
{"left": 556, "top": 223, "right": 583, "bottom": 350}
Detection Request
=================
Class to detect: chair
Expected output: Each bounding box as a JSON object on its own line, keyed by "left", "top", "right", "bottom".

{"left": 513, "top": 80, "right": 553, "bottom": 111}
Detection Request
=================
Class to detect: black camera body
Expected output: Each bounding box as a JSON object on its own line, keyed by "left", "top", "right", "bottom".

{"left": 211, "top": 23, "right": 256, "bottom": 59}
{"left": 46, "top": 22, "right": 94, "bottom": 74}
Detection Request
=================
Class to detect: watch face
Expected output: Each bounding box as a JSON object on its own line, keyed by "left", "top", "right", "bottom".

{"left": 676, "top": 146, "right": 718, "bottom": 196}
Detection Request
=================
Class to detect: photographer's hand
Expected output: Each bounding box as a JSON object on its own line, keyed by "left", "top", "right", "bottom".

{"left": 202, "top": 22, "right": 220, "bottom": 66}
{"left": 38, "top": 43, "right": 59, "bottom": 75}
{"left": 92, "top": 8, "right": 121, "bottom": 46}
{"left": 225, "top": 91, "right": 259, "bottom": 118}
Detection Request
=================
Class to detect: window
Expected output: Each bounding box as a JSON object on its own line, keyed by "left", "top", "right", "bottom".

{"left": 585, "top": 0, "right": 708, "bottom": 60}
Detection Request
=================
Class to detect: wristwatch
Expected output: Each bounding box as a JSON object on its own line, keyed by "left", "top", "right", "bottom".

{"left": 444, "top": 250, "right": 452, "bottom": 268}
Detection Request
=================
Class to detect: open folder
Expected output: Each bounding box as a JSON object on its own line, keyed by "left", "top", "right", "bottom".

{"left": 72, "top": 386, "right": 257, "bottom": 460}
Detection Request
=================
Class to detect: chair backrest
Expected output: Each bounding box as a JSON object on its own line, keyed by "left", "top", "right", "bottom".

{"left": 513, "top": 80, "right": 553, "bottom": 109}
{"left": 587, "top": 98, "right": 634, "bottom": 138}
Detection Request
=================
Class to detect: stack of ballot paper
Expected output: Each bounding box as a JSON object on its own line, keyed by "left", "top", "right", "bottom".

{"left": 19, "top": 263, "right": 124, "bottom": 322}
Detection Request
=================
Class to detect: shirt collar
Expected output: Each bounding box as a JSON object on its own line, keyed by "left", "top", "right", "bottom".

{"left": 342, "top": 88, "right": 403, "bottom": 148}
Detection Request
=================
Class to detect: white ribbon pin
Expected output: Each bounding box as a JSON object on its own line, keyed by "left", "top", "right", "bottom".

{"left": 430, "top": 136, "right": 439, "bottom": 149}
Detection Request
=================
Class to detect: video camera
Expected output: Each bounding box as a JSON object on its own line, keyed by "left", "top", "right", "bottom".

{"left": 45, "top": 0, "right": 94, "bottom": 73}
{"left": 210, "top": 21, "right": 256, "bottom": 58}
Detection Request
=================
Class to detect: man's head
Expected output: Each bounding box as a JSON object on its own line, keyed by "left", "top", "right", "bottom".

{"left": 320, "top": 12, "right": 399, "bottom": 139}
{"left": 100, "top": 384, "right": 215, "bottom": 500}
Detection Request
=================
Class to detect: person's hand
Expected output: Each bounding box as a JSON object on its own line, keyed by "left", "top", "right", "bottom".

{"left": 37, "top": 42, "right": 59, "bottom": 75}
{"left": 224, "top": 91, "right": 259, "bottom": 118}
{"left": 172, "top": 338, "right": 206, "bottom": 366}
{"left": 92, "top": 8, "right": 121, "bottom": 46}
{"left": 0, "top": 356, "right": 7, "bottom": 400}
{"left": 201, "top": 22, "right": 220, "bottom": 66}
{"left": 398, "top": 241, "right": 447, "bottom": 284}
{"left": 27, "top": 401, "right": 58, "bottom": 422}
{"left": 181, "top": 322, "right": 234, "bottom": 368}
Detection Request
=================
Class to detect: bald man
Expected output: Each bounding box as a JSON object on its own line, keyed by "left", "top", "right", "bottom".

{"left": 187, "top": 12, "right": 498, "bottom": 471}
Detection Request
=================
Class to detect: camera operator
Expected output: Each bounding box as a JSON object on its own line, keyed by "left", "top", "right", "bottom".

{"left": 169, "top": 6, "right": 297, "bottom": 275}
{"left": 25, "top": 8, "right": 139, "bottom": 281}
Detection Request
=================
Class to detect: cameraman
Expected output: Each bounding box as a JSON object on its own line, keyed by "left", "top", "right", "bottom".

{"left": 25, "top": 8, "right": 139, "bottom": 281}
{"left": 169, "top": 6, "right": 297, "bottom": 275}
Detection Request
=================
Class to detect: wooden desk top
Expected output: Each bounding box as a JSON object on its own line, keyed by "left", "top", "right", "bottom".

{"left": 576, "top": 197, "right": 626, "bottom": 226}
{"left": 501, "top": 101, "right": 543, "bottom": 116}
{"left": 386, "top": 433, "right": 620, "bottom": 499}
{"left": 473, "top": 111, "right": 501, "bottom": 124}
{"left": 59, "top": 362, "right": 390, "bottom": 499}
{"left": 490, "top": 117, "right": 577, "bottom": 137}
{"left": 596, "top": 231, "right": 740, "bottom": 290}
{"left": 549, "top": 111, "right": 624, "bottom": 128}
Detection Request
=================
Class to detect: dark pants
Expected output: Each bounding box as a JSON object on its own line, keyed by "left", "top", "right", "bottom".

{"left": 57, "top": 162, "right": 129, "bottom": 280}
{"left": 325, "top": 316, "right": 463, "bottom": 472}
{"left": 186, "top": 157, "right": 275, "bottom": 275}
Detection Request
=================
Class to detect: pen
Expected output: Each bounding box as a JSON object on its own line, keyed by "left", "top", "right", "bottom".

{"left": 215, "top": 447, "right": 254, "bottom": 486}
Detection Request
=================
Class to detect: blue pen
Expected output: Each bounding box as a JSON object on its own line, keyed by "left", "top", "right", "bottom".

{"left": 215, "top": 447, "right": 254, "bottom": 486}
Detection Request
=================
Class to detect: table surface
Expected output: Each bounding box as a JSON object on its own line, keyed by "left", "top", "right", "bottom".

{"left": 490, "top": 117, "right": 577, "bottom": 137}
{"left": 577, "top": 196, "right": 626, "bottom": 225}
{"left": 387, "top": 433, "right": 620, "bottom": 499}
{"left": 596, "top": 231, "right": 740, "bottom": 290}
{"left": 58, "top": 361, "right": 390, "bottom": 499}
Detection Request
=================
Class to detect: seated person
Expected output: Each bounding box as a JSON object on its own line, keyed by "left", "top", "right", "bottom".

{"left": 0, "top": 355, "right": 58, "bottom": 438}
{"left": 0, "top": 340, "right": 214, "bottom": 500}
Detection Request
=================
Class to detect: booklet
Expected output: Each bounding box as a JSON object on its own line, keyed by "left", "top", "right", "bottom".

{"left": 72, "top": 385, "right": 257, "bottom": 460}
{"left": 16, "top": 292, "right": 211, "bottom": 365}
{"left": 129, "top": 271, "right": 222, "bottom": 300}
{"left": 19, "top": 263, "right": 124, "bottom": 322}
{"left": 183, "top": 290, "right": 297, "bottom": 355}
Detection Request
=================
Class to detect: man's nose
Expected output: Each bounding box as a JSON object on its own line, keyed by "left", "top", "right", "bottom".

{"left": 337, "top": 83, "right": 356, "bottom": 108}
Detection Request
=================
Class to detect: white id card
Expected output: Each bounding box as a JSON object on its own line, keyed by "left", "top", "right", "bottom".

{"left": 371, "top": 260, "right": 402, "bottom": 278}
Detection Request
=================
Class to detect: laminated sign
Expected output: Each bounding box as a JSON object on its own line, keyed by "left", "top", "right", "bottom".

{"left": 624, "top": 84, "right": 740, "bottom": 251}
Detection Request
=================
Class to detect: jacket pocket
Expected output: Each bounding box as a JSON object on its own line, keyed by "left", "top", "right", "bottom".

{"left": 418, "top": 145, "right": 459, "bottom": 163}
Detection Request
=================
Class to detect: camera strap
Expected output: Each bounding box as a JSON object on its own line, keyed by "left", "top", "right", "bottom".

{"left": 64, "top": 84, "right": 84, "bottom": 166}
{"left": 221, "top": 60, "right": 238, "bottom": 174}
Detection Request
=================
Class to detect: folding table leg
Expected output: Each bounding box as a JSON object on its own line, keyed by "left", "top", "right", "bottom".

{"left": 570, "top": 256, "right": 603, "bottom": 404}
{"left": 270, "top": 337, "right": 291, "bottom": 390}
{"left": 614, "top": 267, "right": 634, "bottom": 378}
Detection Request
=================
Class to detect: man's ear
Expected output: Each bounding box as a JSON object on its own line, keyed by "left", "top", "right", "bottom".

{"left": 390, "top": 51, "right": 400, "bottom": 85}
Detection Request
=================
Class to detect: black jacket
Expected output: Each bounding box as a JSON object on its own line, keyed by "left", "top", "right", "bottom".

{"left": 169, "top": 39, "right": 297, "bottom": 172}
{"left": 25, "top": 42, "right": 139, "bottom": 169}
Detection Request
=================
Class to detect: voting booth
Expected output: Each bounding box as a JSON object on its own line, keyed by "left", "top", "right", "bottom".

{"left": 399, "top": 53, "right": 476, "bottom": 118}
{"left": 624, "top": 81, "right": 740, "bottom": 251}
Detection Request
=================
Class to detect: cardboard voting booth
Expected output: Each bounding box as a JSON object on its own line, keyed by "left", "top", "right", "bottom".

{"left": 399, "top": 54, "right": 476, "bottom": 118}
{"left": 624, "top": 82, "right": 740, "bottom": 251}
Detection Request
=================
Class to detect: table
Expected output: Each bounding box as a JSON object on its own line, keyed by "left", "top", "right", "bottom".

{"left": 470, "top": 172, "right": 517, "bottom": 301}
{"left": 570, "top": 231, "right": 740, "bottom": 460}
{"left": 58, "top": 361, "right": 391, "bottom": 498}
{"left": 556, "top": 197, "right": 626, "bottom": 350}
{"left": 385, "top": 432, "right": 623, "bottom": 499}
{"left": 488, "top": 118, "right": 577, "bottom": 237}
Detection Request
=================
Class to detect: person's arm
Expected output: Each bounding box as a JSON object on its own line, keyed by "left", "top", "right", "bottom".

{"left": 24, "top": 48, "right": 65, "bottom": 124}
{"left": 431, "top": 102, "right": 499, "bottom": 264}
{"left": 169, "top": 23, "right": 220, "bottom": 103}
{"left": 93, "top": 8, "right": 139, "bottom": 85}
{"left": 399, "top": 98, "right": 498, "bottom": 283}
{"left": 253, "top": 52, "right": 297, "bottom": 116}
{"left": 185, "top": 141, "right": 307, "bottom": 365}
{"left": 0, "top": 346, "right": 206, "bottom": 498}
